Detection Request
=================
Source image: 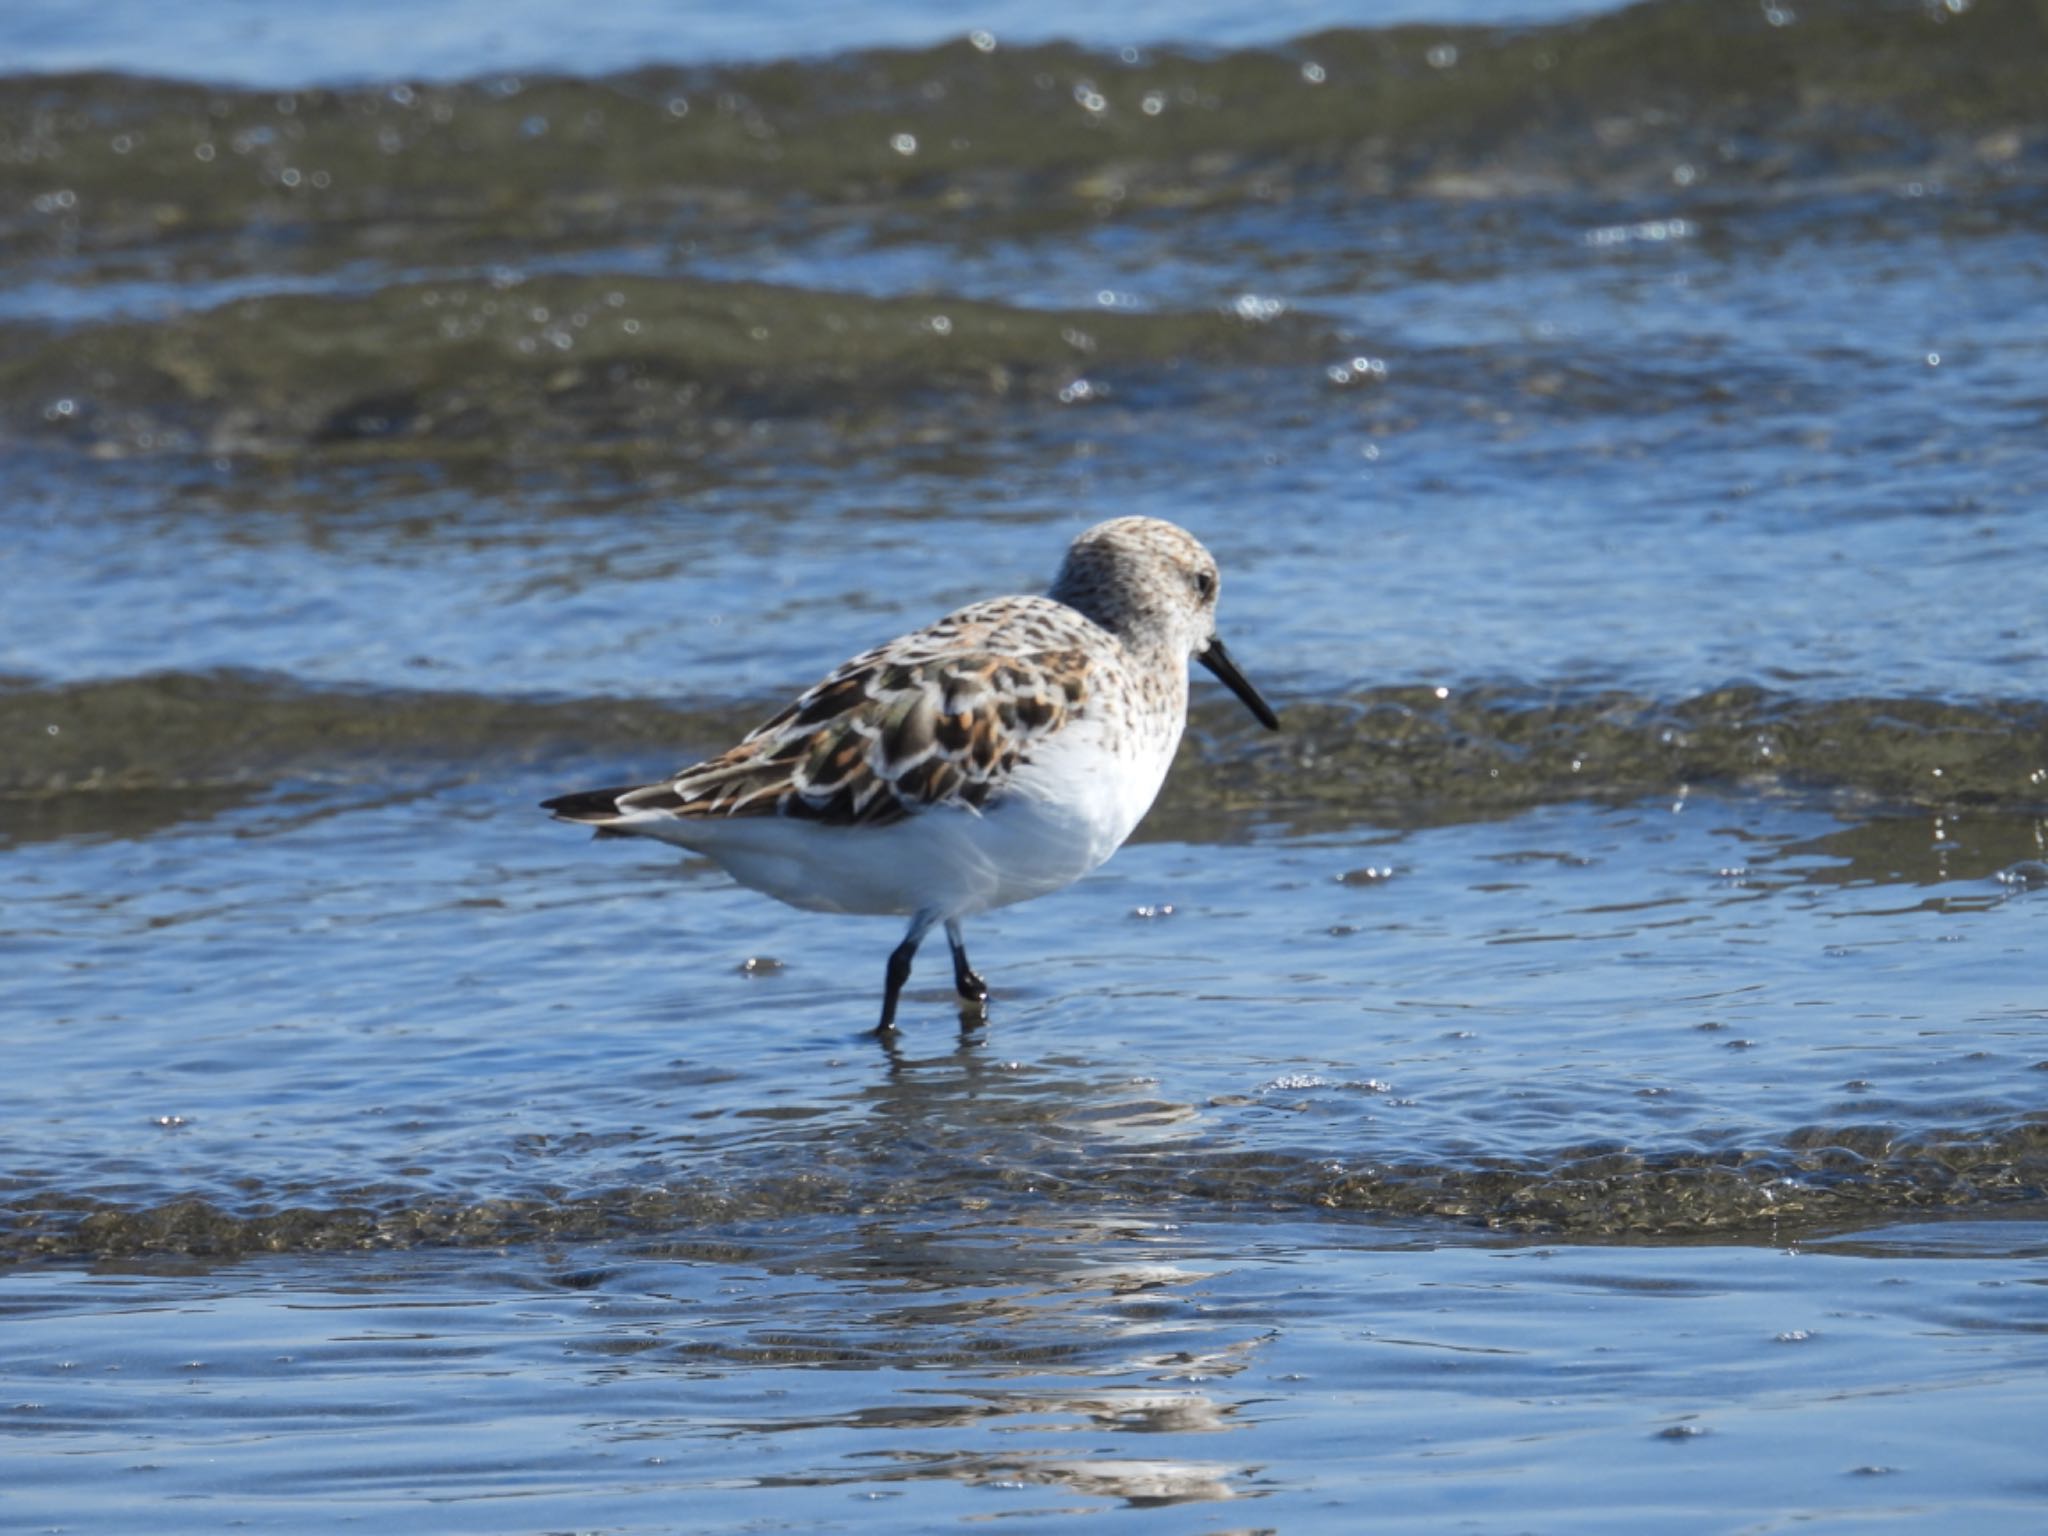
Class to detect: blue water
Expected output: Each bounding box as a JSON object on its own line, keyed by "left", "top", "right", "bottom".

{"left": 3, "top": 0, "right": 1622, "bottom": 84}
{"left": 6, "top": 1223, "right": 2046, "bottom": 1532}
{"left": 5, "top": 0, "right": 2048, "bottom": 1529}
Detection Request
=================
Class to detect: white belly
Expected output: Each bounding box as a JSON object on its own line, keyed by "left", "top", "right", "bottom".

{"left": 654, "top": 711, "right": 1179, "bottom": 919}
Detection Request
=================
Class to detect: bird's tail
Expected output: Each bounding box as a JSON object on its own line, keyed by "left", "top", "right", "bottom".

{"left": 541, "top": 787, "right": 641, "bottom": 836}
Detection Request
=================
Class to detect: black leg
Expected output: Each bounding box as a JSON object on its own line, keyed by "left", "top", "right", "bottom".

{"left": 878, "top": 913, "right": 936, "bottom": 1035}
{"left": 944, "top": 919, "right": 988, "bottom": 1005}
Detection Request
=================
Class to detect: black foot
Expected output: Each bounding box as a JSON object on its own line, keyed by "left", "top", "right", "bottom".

{"left": 878, "top": 918, "right": 932, "bottom": 1034}
{"left": 944, "top": 919, "right": 988, "bottom": 1006}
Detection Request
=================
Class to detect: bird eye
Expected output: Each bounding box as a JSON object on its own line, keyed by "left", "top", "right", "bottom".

{"left": 1193, "top": 569, "right": 1217, "bottom": 601}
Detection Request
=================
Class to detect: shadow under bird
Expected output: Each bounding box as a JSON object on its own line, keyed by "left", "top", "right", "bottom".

{"left": 542, "top": 515, "right": 1280, "bottom": 1033}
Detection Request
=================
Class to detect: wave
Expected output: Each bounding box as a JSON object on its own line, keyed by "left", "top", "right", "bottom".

{"left": 0, "top": 273, "right": 1327, "bottom": 456}
{"left": 5, "top": 0, "right": 2038, "bottom": 221}
{"left": 7, "top": 1111, "right": 2044, "bottom": 1260}
{"left": 5, "top": 671, "right": 2046, "bottom": 838}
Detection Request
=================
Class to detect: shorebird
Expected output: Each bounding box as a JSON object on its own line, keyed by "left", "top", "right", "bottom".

{"left": 543, "top": 516, "right": 1279, "bottom": 1032}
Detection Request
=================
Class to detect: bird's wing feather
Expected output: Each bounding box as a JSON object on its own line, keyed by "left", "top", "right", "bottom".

{"left": 619, "top": 641, "right": 1095, "bottom": 827}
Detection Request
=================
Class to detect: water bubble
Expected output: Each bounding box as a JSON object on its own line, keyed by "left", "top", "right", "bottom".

{"left": 1925, "top": 351, "right": 1941, "bottom": 367}
{"left": 1231, "top": 293, "right": 1286, "bottom": 323}
{"left": 194, "top": 142, "right": 216, "bottom": 161}
{"left": 279, "top": 167, "right": 302, "bottom": 187}
{"left": 927, "top": 313, "right": 952, "bottom": 334}
{"left": 521, "top": 114, "right": 549, "bottom": 138}
{"left": 1426, "top": 43, "right": 1459, "bottom": 68}
{"left": 889, "top": 132, "right": 918, "bottom": 156}
{"left": 1263, "top": 1072, "right": 1328, "bottom": 1092}
{"left": 1585, "top": 218, "right": 1696, "bottom": 247}
{"left": 110, "top": 133, "right": 134, "bottom": 154}
{"left": 667, "top": 96, "right": 690, "bottom": 118}
{"left": 1995, "top": 860, "right": 2048, "bottom": 891}
{"left": 969, "top": 29, "right": 997, "bottom": 52}
{"left": 1130, "top": 903, "right": 1176, "bottom": 919}
{"left": 1057, "top": 378, "right": 1097, "bottom": 404}
{"left": 1141, "top": 91, "right": 1167, "bottom": 116}
{"left": 1074, "top": 84, "right": 1108, "bottom": 114}
{"left": 1325, "top": 354, "right": 1386, "bottom": 388}
{"left": 1301, "top": 62, "right": 1327, "bottom": 84}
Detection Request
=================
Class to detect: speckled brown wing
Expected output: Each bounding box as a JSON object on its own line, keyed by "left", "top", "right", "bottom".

{"left": 614, "top": 645, "right": 1093, "bottom": 827}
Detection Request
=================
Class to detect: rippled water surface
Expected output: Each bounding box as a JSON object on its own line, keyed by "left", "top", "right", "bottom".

{"left": 4, "top": 0, "right": 2048, "bottom": 1527}
{"left": 6, "top": 1222, "right": 2047, "bottom": 1532}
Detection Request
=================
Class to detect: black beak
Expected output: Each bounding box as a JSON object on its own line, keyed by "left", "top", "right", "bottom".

{"left": 1198, "top": 636, "right": 1281, "bottom": 730}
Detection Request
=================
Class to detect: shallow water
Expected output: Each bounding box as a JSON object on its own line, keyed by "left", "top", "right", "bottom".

{"left": 6, "top": 1221, "right": 2047, "bottom": 1532}
{"left": 4, "top": 0, "right": 2048, "bottom": 1527}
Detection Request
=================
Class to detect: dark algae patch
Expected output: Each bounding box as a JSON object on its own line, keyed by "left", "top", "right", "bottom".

{"left": 0, "top": 275, "right": 1328, "bottom": 457}
{"left": 4, "top": 0, "right": 2040, "bottom": 244}
{"left": 7, "top": 1114, "right": 2045, "bottom": 1261}
{"left": 7, "top": 673, "right": 2047, "bottom": 827}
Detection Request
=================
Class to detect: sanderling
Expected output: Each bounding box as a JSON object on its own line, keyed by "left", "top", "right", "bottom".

{"left": 543, "top": 516, "right": 1279, "bottom": 1033}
